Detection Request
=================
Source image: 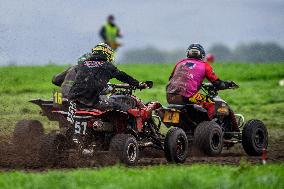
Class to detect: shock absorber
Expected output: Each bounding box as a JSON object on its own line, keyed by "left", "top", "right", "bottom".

{"left": 229, "top": 110, "right": 240, "bottom": 132}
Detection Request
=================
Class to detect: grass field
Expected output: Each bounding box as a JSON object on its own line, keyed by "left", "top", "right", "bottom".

{"left": 0, "top": 164, "right": 283, "bottom": 189}
{"left": 1, "top": 63, "right": 284, "bottom": 135}
{"left": 0, "top": 63, "right": 284, "bottom": 188}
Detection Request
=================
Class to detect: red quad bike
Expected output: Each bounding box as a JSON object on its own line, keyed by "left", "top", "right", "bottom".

{"left": 13, "top": 80, "right": 187, "bottom": 166}
{"left": 156, "top": 81, "right": 268, "bottom": 162}
{"left": 34, "top": 81, "right": 172, "bottom": 166}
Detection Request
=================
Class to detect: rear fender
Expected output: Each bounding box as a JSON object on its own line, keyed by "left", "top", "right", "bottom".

{"left": 30, "top": 98, "right": 68, "bottom": 109}
{"left": 75, "top": 109, "right": 105, "bottom": 116}
{"left": 29, "top": 99, "right": 53, "bottom": 110}
{"left": 30, "top": 99, "right": 62, "bottom": 121}
{"left": 52, "top": 110, "right": 68, "bottom": 116}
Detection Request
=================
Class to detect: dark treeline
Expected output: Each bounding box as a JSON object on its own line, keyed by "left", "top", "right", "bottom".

{"left": 120, "top": 42, "right": 284, "bottom": 64}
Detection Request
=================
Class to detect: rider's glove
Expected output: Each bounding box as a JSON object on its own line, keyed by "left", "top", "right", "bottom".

{"left": 224, "top": 81, "right": 238, "bottom": 88}
{"left": 212, "top": 79, "right": 227, "bottom": 90}
{"left": 213, "top": 80, "right": 238, "bottom": 90}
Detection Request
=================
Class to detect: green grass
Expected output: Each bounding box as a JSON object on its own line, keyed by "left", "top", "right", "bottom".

{"left": 0, "top": 164, "right": 283, "bottom": 189}
{"left": 0, "top": 63, "right": 284, "bottom": 134}
{"left": 0, "top": 64, "right": 284, "bottom": 188}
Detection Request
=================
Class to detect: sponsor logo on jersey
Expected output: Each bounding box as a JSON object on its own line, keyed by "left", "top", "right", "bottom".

{"left": 184, "top": 62, "right": 196, "bottom": 69}
{"left": 84, "top": 61, "right": 105, "bottom": 68}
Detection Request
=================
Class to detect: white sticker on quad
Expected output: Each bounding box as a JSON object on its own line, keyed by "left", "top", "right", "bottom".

{"left": 74, "top": 121, "right": 87, "bottom": 135}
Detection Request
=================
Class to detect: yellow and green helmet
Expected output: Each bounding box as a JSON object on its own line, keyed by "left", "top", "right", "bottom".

{"left": 92, "top": 42, "right": 114, "bottom": 63}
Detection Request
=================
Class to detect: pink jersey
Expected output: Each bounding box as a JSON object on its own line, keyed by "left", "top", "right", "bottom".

{"left": 166, "top": 58, "right": 218, "bottom": 97}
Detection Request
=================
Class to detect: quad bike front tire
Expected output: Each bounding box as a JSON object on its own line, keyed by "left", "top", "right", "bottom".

{"left": 109, "top": 134, "right": 139, "bottom": 166}
{"left": 242, "top": 119, "right": 268, "bottom": 156}
{"left": 13, "top": 119, "right": 44, "bottom": 152}
{"left": 164, "top": 127, "right": 188, "bottom": 163}
{"left": 38, "top": 133, "right": 68, "bottom": 166}
{"left": 193, "top": 121, "right": 223, "bottom": 156}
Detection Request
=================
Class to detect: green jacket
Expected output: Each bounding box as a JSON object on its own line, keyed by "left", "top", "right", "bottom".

{"left": 100, "top": 23, "right": 119, "bottom": 43}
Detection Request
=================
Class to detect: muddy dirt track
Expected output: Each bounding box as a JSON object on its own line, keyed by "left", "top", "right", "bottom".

{"left": 0, "top": 136, "right": 283, "bottom": 171}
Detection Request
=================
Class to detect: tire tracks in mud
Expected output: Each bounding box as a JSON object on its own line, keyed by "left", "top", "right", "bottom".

{"left": 0, "top": 138, "right": 283, "bottom": 171}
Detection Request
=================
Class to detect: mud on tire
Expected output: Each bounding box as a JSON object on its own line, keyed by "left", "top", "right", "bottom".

{"left": 13, "top": 119, "right": 44, "bottom": 152}
{"left": 193, "top": 121, "right": 223, "bottom": 156}
{"left": 164, "top": 127, "right": 188, "bottom": 163}
{"left": 109, "top": 134, "right": 139, "bottom": 166}
{"left": 38, "top": 133, "right": 68, "bottom": 166}
{"left": 242, "top": 119, "right": 268, "bottom": 156}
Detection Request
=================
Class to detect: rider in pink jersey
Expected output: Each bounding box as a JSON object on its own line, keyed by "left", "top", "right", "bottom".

{"left": 166, "top": 44, "right": 239, "bottom": 131}
{"left": 166, "top": 44, "right": 231, "bottom": 104}
{"left": 167, "top": 58, "right": 218, "bottom": 98}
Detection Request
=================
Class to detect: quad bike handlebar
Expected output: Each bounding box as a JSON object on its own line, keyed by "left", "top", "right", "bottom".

{"left": 105, "top": 81, "right": 153, "bottom": 95}
{"left": 202, "top": 81, "right": 239, "bottom": 97}
{"left": 109, "top": 80, "right": 153, "bottom": 90}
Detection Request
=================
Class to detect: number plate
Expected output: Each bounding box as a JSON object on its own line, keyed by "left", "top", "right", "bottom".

{"left": 163, "top": 110, "right": 180, "bottom": 123}
{"left": 53, "top": 91, "right": 63, "bottom": 106}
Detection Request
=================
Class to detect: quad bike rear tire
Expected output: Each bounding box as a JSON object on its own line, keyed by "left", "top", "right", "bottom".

{"left": 13, "top": 119, "right": 44, "bottom": 152}
{"left": 38, "top": 133, "right": 68, "bottom": 166}
{"left": 109, "top": 134, "right": 139, "bottom": 166}
{"left": 193, "top": 121, "right": 223, "bottom": 156}
{"left": 242, "top": 119, "right": 268, "bottom": 156}
{"left": 164, "top": 127, "right": 188, "bottom": 163}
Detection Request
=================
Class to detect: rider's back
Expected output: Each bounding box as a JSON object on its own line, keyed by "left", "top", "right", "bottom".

{"left": 166, "top": 58, "right": 210, "bottom": 98}
{"left": 68, "top": 58, "right": 116, "bottom": 105}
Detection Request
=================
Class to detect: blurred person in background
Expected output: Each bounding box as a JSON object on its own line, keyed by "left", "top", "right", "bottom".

{"left": 99, "top": 15, "right": 122, "bottom": 51}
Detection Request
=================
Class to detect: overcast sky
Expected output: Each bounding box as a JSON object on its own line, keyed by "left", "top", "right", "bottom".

{"left": 0, "top": 0, "right": 284, "bottom": 65}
